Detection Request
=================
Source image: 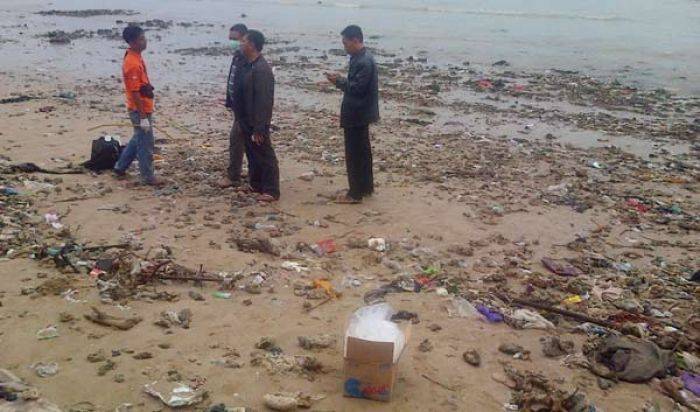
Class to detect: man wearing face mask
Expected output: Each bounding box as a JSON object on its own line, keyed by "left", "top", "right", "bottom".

{"left": 219, "top": 23, "right": 249, "bottom": 189}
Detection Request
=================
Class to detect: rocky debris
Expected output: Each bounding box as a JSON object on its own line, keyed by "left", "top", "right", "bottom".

{"left": 263, "top": 392, "right": 324, "bottom": 411}
{"left": 250, "top": 351, "right": 323, "bottom": 380}
{"left": 255, "top": 337, "right": 283, "bottom": 354}
{"left": 173, "top": 46, "right": 231, "bottom": 57}
{"left": 428, "top": 323, "right": 442, "bottom": 332}
{"left": 84, "top": 307, "right": 142, "bottom": 330}
{"left": 462, "top": 349, "right": 481, "bottom": 367}
{"left": 188, "top": 290, "right": 205, "bottom": 301}
{"left": 86, "top": 350, "right": 106, "bottom": 363}
{"left": 499, "top": 343, "right": 531, "bottom": 360}
{"left": 97, "top": 360, "right": 116, "bottom": 376}
{"left": 496, "top": 363, "right": 594, "bottom": 411}
{"left": 297, "top": 334, "right": 335, "bottom": 350}
{"left": 390, "top": 310, "right": 420, "bottom": 324}
{"left": 154, "top": 308, "right": 192, "bottom": 329}
{"left": 133, "top": 352, "right": 153, "bottom": 360}
{"left": 234, "top": 236, "right": 281, "bottom": 256}
{"left": 540, "top": 336, "right": 575, "bottom": 358}
{"left": 418, "top": 339, "right": 434, "bottom": 353}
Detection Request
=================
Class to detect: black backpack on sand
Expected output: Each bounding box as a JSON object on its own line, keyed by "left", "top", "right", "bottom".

{"left": 82, "top": 136, "right": 124, "bottom": 172}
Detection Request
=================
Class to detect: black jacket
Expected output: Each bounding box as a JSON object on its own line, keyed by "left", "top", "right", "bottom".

{"left": 225, "top": 49, "right": 246, "bottom": 109}
{"left": 335, "top": 48, "right": 379, "bottom": 128}
{"left": 233, "top": 55, "right": 275, "bottom": 136}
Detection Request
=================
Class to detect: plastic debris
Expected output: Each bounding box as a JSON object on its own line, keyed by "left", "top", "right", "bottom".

{"left": 367, "top": 237, "right": 387, "bottom": 252}
{"left": 476, "top": 304, "right": 504, "bottom": 323}
{"left": 509, "top": 309, "right": 555, "bottom": 330}
{"left": 30, "top": 362, "right": 59, "bottom": 378}
{"left": 144, "top": 381, "right": 207, "bottom": 408}
{"left": 36, "top": 325, "right": 59, "bottom": 340}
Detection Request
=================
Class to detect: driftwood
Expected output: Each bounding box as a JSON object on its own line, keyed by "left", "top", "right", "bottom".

{"left": 496, "top": 293, "right": 619, "bottom": 330}
{"left": 84, "top": 306, "right": 142, "bottom": 330}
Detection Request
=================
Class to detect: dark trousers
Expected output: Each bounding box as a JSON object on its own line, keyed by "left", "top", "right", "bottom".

{"left": 227, "top": 120, "right": 245, "bottom": 182}
{"left": 242, "top": 128, "right": 280, "bottom": 199}
{"left": 344, "top": 125, "right": 374, "bottom": 200}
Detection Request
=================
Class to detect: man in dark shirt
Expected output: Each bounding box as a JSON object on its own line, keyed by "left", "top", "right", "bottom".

{"left": 233, "top": 30, "right": 280, "bottom": 201}
{"left": 219, "top": 23, "right": 248, "bottom": 189}
{"left": 326, "top": 25, "right": 379, "bottom": 204}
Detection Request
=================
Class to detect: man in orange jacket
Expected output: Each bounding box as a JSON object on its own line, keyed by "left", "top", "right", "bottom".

{"left": 113, "top": 25, "right": 164, "bottom": 186}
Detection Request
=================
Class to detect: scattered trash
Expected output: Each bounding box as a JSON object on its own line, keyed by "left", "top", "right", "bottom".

{"left": 509, "top": 309, "right": 555, "bottom": 330}
{"left": 541, "top": 257, "right": 584, "bottom": 277}
{"left": 588, "top": 335, "right": 674, "bottom": 382}
{"left": 36, "top": 325, "right": 60, "bottom": 340}
{"left": 311, "top": 238, "right": 336, "bottom": 256}
{"left": 367, "top": 237, "right": 387, "bottom": 252}
{"left": 281, "top": 261, "right": 308, "bottom": 272}
{"left": 213, "top": 291, "right": 233, "bottom": 299}
{"left": 144, "top": 381, "right": 207, "bottom": 408}
{"left": 30, "top": 362, "right": 59, "bottom": 378}
{"left": 44, "top": 213, "right": 63, "bottom": 230}
{"left": 680, "top": 372, "right": 700, "bottom": 397}
{"left": 626, "top": 198, "right": 650, "bottom": 213}
{"left": 476, "top": 304, "right": 504, "bottom": 323}
{"left": 448, "top": 297, "right": 480, "bottom": 319}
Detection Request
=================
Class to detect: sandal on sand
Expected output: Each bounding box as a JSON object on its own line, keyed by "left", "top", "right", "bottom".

{"left": 256, "top": 193, "right": 277, "bottom": 203}
{"left": 235, "top": 184, "right": 254, "bottom": 194}
{"left": 334, "top": 194, "right": 362, "bottom": 204}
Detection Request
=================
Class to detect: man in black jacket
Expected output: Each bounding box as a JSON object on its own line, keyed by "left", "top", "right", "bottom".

{"left": 326, "top": 25, "right": 379, "bottom": 204}
{"left": 233, "top": 29, "right": 280, "bottom": 201}
{"left": 219, "top": 23, "right": 248, "bottom": 189}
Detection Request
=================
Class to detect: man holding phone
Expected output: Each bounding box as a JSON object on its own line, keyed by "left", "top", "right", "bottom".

{"left": 326, "top": 25, "right": 379, "bottom": 203}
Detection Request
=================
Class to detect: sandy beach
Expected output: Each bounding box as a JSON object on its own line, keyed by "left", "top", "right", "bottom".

{"left": 0, "top": 2, "right": 699, "bottom": 411}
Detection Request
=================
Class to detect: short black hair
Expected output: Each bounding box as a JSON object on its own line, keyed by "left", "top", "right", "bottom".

{"left": 122, "top": 25, "right": 144, "bottom": 44}
{"left": 230, "top": 23, "right": 248, "bottom": 35}
{"left": 341, "top": 25, "right": 363, "bottom": 42}
{"left": 245, "top": 30, "right": 265, "bottom": 52}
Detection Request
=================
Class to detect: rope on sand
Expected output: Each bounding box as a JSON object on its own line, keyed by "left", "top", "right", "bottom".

{"left": 87, "top": 123, "right": 178, "bottom": 141}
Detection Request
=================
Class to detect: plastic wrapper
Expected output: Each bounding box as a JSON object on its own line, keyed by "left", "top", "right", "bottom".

{"left": 345, "top": 303, "right": 405, "bottom": 363}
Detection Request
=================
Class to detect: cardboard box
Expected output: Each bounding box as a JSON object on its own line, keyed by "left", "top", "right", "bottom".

{"left": 343, "top": 325, "right": 410, "bottom": 402}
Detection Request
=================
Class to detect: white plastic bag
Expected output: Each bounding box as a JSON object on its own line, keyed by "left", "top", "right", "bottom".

{"left": 345, "top": 303, "right": 405, "bottom": 363}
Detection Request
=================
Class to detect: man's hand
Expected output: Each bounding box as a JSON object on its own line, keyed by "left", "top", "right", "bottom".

{"left": 139, "top": 116, "right": 152, "bottom": 134}
{"left": 325, "top": 72, "right": 339, "bottom": 85}
{"left": 252, "top": 132, "right": 265, "bottom": 145}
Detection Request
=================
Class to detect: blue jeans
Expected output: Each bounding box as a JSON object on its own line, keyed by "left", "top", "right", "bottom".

{"left": 114, "top": 111, "right": 155, "bottom": 183}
